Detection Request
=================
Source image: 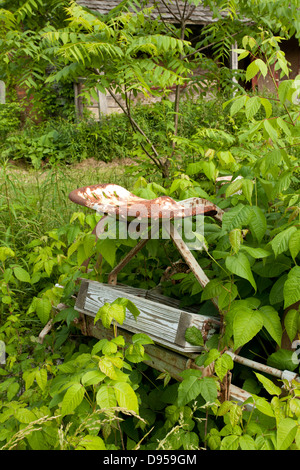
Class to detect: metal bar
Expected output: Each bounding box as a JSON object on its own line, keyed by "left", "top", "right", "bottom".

{"left": 166, "top": 223, "right": 219, "bottom": 309}
{"left": 108, "top": 237, "right": 150, "bottom": 285}
{"left": 225, "top": 350, "right": 299, "bottom": 382}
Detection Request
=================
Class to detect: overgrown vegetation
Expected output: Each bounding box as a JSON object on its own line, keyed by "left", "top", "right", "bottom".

{"left": 0, "top": 0, "right": 300, "bottom": 451}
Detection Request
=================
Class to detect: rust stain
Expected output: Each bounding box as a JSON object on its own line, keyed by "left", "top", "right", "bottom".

{"left": 69, "top": 184, "right": 218, "bottom": 220}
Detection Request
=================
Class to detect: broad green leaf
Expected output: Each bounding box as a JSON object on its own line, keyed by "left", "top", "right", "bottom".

{"left": 239, "top": 434, "right": 256, "bottom": 450}
{"left": 15, "top": 408, "right": 36, "bottom": 424}
{"left": 81, "top": 370, "right": 106, "bottom": 386}
{"left": 246, "top": 61, "right": 259, "bottom": 81}
{"left": 240, "top": 246, "right": 271, "bottom": 259}
{"left": 270, "top": 226, "right": 297, "bottom": 258}
{"left": 255, "top": 373, "right": 281, "bottom": 396}
{"left": 289, "top": 230, "right": 300, "bottom": 261}
{"left": 35, "top": 297, "right": 52, "bottom": 325}
{"left": 264, "top": 119, "right": 278, "bottom": 142}
{"left": 35, "top": 369, "right": 47, "bottom": 392}
{"left": 242, "top": 179, "right": 254, "bottom": 204}
{"left": 61, "top": 383, "right": 85, "bottom": 416}
{"left": 245, "top": 96, "right": 261, "bottom": 120}
{"left": 254, "top": 58, "right": 268, "bottom": 77}
{"left": 97, "top": 238, "right": 117, "bottom": 267}
{"left": 229, "top": 229, "right": 242, "bottom": 254}
{"left": 230, "top": 95, "right": 247, "bottom": 116}
{"left": 132, "top": 333, "right": 154, "bottom": 345}
{"left": 215, "top": 353, "right": 234, "bottom": 381}
{"left": 284, "top": 266, "right": 300, "bottom": 308}
{"left": 222, "top": 204, "right": 251, "bottom": 232}
{"left": 233, "top": 307, "right": 263, "bottom": 350}
{"left": 278, "top": 80, "right": 294, "bottom": 104}
{"left": 113, "top": 382, "right": 139, "bottom": 414}
{"left": 185, "top": 326, "right": 204, "bottom": 347}
{"left": 260, "top": 97, "right": 272, "bottom": 118}
{"left": 218, "top": 282, "right": 238, "bottom": 310}
{"left": 249, "top": 206, "right": 267, "bottom": 243}
{"left": 198, "top": 377, "right": 218, "bottom": 404}
{"left": 259, "top": 305, "right": 282, "bottom": 346}
{"left": 284, "top": 309, "right": 299, "bottom": 342}
{"left": 0, "top": 247, "right": 15, "bottom": 262}
{"left": 254, "top": 397, "right": 274, "bottom": 417}
{"left": 220, "top": 434, "right": 240, "bottom": 450}
{"left": 14, "top": 266, "right": 31, "bottom": 283}
{"left": 76, "top": 435, "right": 106, "bottom": 450}
{"left": 277, "top": 418, "right": 297, "bottom": 450}
{"left": 267, "top": 349, "right": 298, "bottom": 371}
{"left": 226, "top": 252, "right": 257, "bottom": 291}
{"left": 252, "top": 254, "right": 291, "bottom": 278}
{"left": 177, "top": 373, "right": 203, "bottom": 406}
{"left": 225, "top": 178, "right": 243, "bottom": 198}
{"left": 269, "top": 274, "right": 287, "bottom": 305}
{"left": 98, "top": 357, "right": 118, "bottom": 380}
{"left": 96, "top": 385, "right": 117, "bottom": 409}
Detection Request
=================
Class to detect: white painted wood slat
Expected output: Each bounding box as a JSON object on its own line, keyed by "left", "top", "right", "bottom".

{"left": 75, "top": 280, "right": 219, "bottom": 352}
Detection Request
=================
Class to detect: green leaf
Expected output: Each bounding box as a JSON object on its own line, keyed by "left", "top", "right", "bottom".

{"left": 245, "top": 96, "right": 261, "bottom": 120}
{"left": 96, "top": 385, "right": 117, "bottom": 409}
{"left": 218, "top": 282, "right": 238, "bottom": 310}
{"left": 14, "top": 266, "right": 31, "bottom": 283}
{"left": 0, "top": 247, "right": 15, "bottom": 262}
{"left": 270, "top": 226, "right": 297, "bottom": 257}
{"left": 215, "top": 353, "right": 234, "bottom": 381}
{"left": 185, "top": 326, "right": 204, "bottom": 347}
{"left": 98, "top": 356, "right": 118, "bottom": 380}
{"left": 222, "top": 204, "right": 251, "bottom": 232}
{"left": 284, "top": 309, "right": 299, "bottom": 343}
{"left": 239, "top": 434, "right": 256, "bottom": 450}
{"left": 289, "top": 230, "right": 300, "bottom": 261}
{"left": 240, "top": 246, "right": 271, "bottom": 259}
{"left": 249, "top": 206, "right": 267, "bottom": 243}
{"left": 260, "top": 97, "right": 272, "bottom": 118}
{"left": 177, "top": 372, "right": 203, "bottom": 406}
{"left": 76, "top": 435, "right": 106, "bottom": 450}
{"left": 259, "top": 305, "right": 282, "bottom": 346}
{"left": 269, "top": 274, "right": 287, "bottom": 305}
{"left": 233, "top": 307, "right": 264, "bottom": 350}
{"left": 35, "top": 297, "right": 52, "bottom": 325}
{"left": 264, "top": 120, "right": 278, "bottom": 142}
{"left": 81, "top": 370, "right": 106, "bottom": 386}
{"left": 61, "top": 383, "right": 85, "bottom": 416}
{"left": 278, "top": 80, "right": 294, "bottom": 104}
{"left": 113, "top": 382, "right": 139, "bottom": 414}
{"left": 255, "top": 373, "right": 281, "bottom": 396}
{"left": 226, "top": 252, "right": 257, "bottom": 291}
{"left": 267, "top": 349, "right": 298, "bottom": 371}
{"left": 15, "top": 408, "right": 36, "bottom": 424}
{"left": 277, "top": 418, "right": 297, "bottom": 450}
{"left": 254, "top": 397, "right": 274, "bottom": 417}
{"left": 242, "top": 179, "right": 254, "bottom": 204}
{"left": 246, "top": 61, "right": 259, "bottom": 81}
{"left": 284, "top": 266, "right": 300, "bottom": 309}
{"left": 230, "top": 95, "right": 247, "bottom": 116}
{"left": 97, "top": 238, "right": 117, "bottom": 267}
{"left": 225, "top": 178, "right": 243, "bottom": 198}
{"left": 229, "top": 229, "right": 242, "bottom": 254}
{"left": 35, "top": 369, "right": 47, "bottom": 392}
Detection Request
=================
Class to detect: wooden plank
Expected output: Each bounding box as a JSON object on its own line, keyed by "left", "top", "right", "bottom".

{"left": 75, "top": 280, "right": 219, "bottom": 352}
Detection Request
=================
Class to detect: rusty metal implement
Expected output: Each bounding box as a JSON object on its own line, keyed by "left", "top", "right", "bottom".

{"left": 68, "top": 183, "right": 218, "bottom": 220}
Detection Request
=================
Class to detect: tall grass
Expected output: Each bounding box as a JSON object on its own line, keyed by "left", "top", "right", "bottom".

{"left": 0, "top": 159, "right": 133, "bottom": 247}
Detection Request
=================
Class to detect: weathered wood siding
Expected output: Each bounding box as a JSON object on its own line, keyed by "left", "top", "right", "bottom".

{"left": 75, "top": 280, "right": 218, "bottom": 352}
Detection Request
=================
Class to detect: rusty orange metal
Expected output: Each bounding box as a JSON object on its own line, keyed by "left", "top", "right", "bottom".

{"left": 68, "top": 184, "right": 218, "bottom": 220}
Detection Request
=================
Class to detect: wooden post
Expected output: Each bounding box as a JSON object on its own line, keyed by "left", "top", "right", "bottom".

{"left": 0, "top": 81, "right": 6, "bottom": 104}
{"left": 230, "top": 41, "right": 239, "bottom": 95}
